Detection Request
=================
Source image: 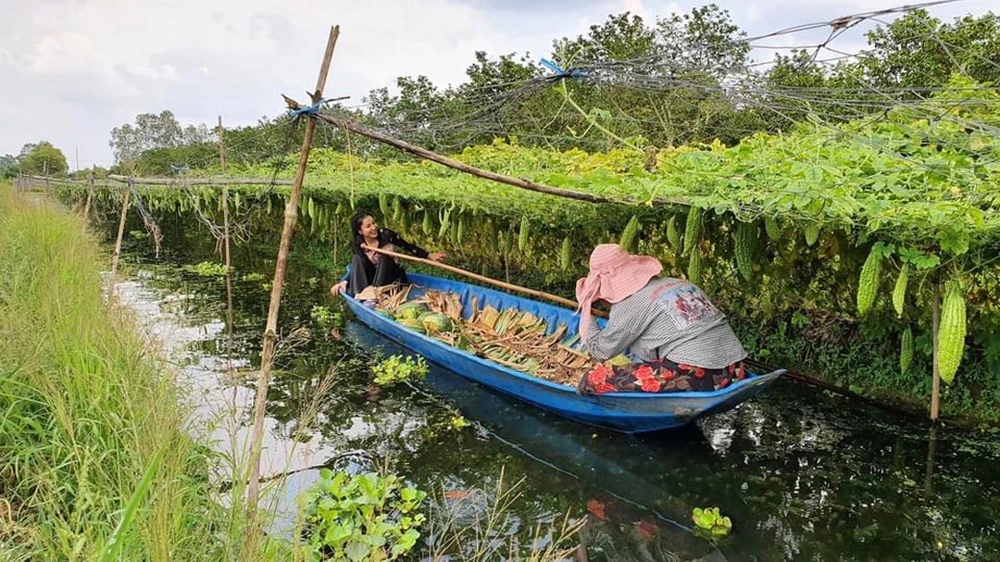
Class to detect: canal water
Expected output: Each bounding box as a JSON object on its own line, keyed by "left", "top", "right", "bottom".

{"left": 107, "top": 211, "right": 999, "bottom": 562}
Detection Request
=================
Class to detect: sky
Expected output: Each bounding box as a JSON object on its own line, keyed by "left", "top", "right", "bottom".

{"left": 0, "top": 0, "right": 995, "bottom": 169}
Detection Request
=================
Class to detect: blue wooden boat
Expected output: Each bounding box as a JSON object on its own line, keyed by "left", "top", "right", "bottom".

{"left": 342, "top": 273, "right": 785, "bottom": 433}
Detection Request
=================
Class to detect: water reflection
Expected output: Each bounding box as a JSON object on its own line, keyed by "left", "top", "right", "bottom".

{"left": 110, "top": 220, "right": 1000, "bottom": 561}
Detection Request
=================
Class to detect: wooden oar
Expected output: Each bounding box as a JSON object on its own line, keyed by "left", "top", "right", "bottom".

{"left": 361, "top": 244, "right": 608, "bottom": 318}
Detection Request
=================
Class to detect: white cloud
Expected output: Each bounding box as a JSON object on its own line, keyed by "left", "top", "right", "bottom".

{"left": 126, "top": 63, "right": 179, "bottom": 82}
{"left": 0, "top": 0, "right": 996, "bottom": 166}
{"left": 28, "top": 31, "right": 114, "bottom": 77}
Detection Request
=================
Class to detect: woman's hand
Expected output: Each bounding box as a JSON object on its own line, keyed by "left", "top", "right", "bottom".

{"left": 428, "top": 252, "right": 448, "bottom": 263}
{"left": 330, "top": 281, "right": 347, "bottom": 296}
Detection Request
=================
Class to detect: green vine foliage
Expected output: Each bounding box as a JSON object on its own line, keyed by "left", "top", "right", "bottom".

{"left": 298, "top": 469, "right": 427, "bottom": 561}
{"left": 241, "top": 76, "right": 997, "bottom": 257}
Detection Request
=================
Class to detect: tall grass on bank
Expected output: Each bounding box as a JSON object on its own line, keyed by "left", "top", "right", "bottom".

{"left": 0, "top": 190, "right": 223, "bottom": 560}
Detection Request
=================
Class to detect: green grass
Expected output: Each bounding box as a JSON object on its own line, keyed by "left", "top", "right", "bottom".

{"left": 0, "top": 187, "right": 278, "bottom": 560}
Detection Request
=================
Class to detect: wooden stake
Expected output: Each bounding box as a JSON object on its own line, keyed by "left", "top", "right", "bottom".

{"left": 360, "top": 244, "right": 604, "bottom": 316}
{"left": 218, "top": 115, "right": 227, "bottom": 172}
{"left": 222, "top": 184, "right": 235, "bottom": 364}
{"left": 246, "top": 24, "right": 340, "bottom": 522}
{"left": 931, "top": 283, "right": 941, "bottom": 421}
{"left": 83, "top": 172, "right": 94, "bottom": 218}
{"left": 108, "top": 187, "right": 131, "bottom": 294}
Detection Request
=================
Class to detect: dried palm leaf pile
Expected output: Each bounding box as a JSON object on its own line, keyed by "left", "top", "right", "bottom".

{"left": 365, "top": 284, "right": 597, "bottom": 386}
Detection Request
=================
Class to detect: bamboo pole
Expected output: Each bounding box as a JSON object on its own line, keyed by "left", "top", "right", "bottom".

{"left": 246, "top": 24, "right": 340, "bottom": 522}
{"left": 108, "top": 187, "right": 131, "bottom": 295}
{"left": 83, "top": 172, "right": 94, "bottom": 218}
{"left": 218, "top": 115, "right": 228, "bottom": 172}
{"left": 287, "top": 107, "right": 691, "bottom": 207}
{"left": 360, "top": 244, "right": 606, "bottom": 317}
{"left": 222, "top": 184, "right": 235, "bottom": 364}
{"left": 108, "top": 174, "right": 293, "bottom": 186}
{"left": 931, "top": 284, "right": 941, "bottom": 421}
{"left": 742, "top": 359, "right": 917, "bottom": 418}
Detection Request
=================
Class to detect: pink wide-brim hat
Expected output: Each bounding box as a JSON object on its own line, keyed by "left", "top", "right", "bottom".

{"left": 575, "top": 244, "right": 662, "bottom": 342}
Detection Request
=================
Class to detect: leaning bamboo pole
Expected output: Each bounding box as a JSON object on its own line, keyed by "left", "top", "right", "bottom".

{"left": 245, "top": 24, "right": 340, "bottom": 525}
{"left": 281, "top": 103, "right": 688, "bottom": 208}
{"left": 107, "top": 187, "right": 131, "bottom": 295}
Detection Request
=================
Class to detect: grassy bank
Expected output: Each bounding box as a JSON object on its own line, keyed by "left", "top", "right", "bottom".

{"left": 0, "top": 188, "right": 229, "bottom": 560}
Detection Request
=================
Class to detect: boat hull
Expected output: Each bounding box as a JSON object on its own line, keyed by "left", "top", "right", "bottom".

{"left": 343, "top": 273, "right": 784, "bottom": 433}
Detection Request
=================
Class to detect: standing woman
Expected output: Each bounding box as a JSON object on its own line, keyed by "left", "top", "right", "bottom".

{"left": 330, "top": 211, "right": 447, "bottom": 297}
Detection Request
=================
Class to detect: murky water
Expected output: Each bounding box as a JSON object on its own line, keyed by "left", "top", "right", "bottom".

{"left": 108, "top": 217, "right": 1000, "bottom": 562}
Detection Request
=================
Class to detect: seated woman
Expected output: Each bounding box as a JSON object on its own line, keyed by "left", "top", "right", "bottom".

{"left": 330, "top": 212, "right": 446, "bottom": 298}
{"left": 575, "top": 244, "right": 747, "bottom": 394}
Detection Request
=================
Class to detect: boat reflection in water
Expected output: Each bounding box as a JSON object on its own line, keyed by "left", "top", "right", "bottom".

{"left": 344, "top": 321, "right": 731, "bottom": 562}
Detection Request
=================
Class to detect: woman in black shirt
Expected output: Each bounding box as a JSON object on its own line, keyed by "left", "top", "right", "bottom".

{"left": 330, "top": 212, "right": 446, "bottom": 297}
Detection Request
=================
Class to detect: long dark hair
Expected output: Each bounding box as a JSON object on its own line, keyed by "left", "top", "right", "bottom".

{"left": 350, "top": 211, "right": 376, "bottom": 253}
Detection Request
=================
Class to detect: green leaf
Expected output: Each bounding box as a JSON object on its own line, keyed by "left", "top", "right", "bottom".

{"left": 344, "top": 541, "right": 370, "bottom": 562}
{"left": 325, "top": 523, "right": 352, "bottom": 545}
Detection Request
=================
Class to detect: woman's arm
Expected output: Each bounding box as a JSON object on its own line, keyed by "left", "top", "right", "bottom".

{"left": 381, "top": 229, "right": 429, "bottom": 259}
{"left": 581, "top": 301, "right": 649, "bottom": 362}
{"left": 381, "top": 229, "right": 446, "bottom": 261}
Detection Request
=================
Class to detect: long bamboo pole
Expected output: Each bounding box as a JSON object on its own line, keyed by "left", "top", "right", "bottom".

{"left": 285, "top": 106, "right": 687, "bottom": 208}
{"left": 246, "top": 25, "right": 340, "bottom": 523}
{"left": 108, "top": 174, "right": 293, "bottom": 186}
{"left": 360, "top": 244, "right": 605, "bottom": 317}
{"left": 107, "top": 188, "right": 131, "bottom": 295}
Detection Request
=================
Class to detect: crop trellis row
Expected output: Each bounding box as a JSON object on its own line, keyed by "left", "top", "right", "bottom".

{"left": 53, "top": 77, "right": 1000, "bottom": 413}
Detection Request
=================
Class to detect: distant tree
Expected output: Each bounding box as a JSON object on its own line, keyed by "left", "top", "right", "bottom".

{"left": 363, "top": 75, "right": 463, "bottom": 152}
{"left": 109, "top": 110, "right": 212, "bottom": 167}
{"left": 656, "top": 4, "right": 750, "bottom": 78}
{"left": 545, "top": 6, "right": 754, "bottom": 149}
{"left": 19, "top": 141, "right": 68, "bottom": 175}
{"left": 135, "top": 143, "right": 217, "bottom": 176}
{"left": 856, "top": 10, "right": 1000, "bottom": 91}
{"left": 761, "top": 49, "right": 831, "bottom": 128}
{"left": 0, "top": 153, "right": 17, "bottom": 178}
{"left": 69, "top": 166, "right": 109, "bottom": 180}
{"left": 553, "top": 12, "right": 658, "bottom": 64}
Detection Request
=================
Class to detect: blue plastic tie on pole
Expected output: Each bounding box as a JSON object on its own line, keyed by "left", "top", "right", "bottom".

{"left": 540, "top": 58, "right": 585, "bottom": 79}
{"left": 289, "top": 98, "right": 334, "bottom": 118}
